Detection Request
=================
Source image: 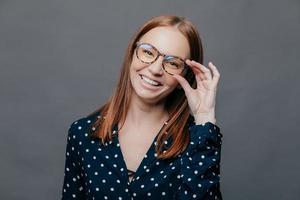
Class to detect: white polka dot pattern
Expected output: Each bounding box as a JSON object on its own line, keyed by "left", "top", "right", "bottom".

{"left": 174, "top": 122, "right": 223, "bottom": 199}
{"left": 61, "top": 112, "right": 223, "bottom": 199}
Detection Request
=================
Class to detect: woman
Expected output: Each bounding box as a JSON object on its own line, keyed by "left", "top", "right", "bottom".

{"left": 61, "top": 15, "right": 223, "bottom": 199}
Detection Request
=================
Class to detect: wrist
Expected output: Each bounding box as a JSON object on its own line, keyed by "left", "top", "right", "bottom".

{"left": 193, "top": 112, "right": 216, "bottom": 125}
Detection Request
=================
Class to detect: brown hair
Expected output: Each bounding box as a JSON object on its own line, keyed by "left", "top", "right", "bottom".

{"left": 88, "top": 15, "right": 203, "bottom": 159}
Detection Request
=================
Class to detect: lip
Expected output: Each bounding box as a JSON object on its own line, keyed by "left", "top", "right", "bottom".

{"left": 139, "top": 74, "right": 162, "bottom": 90}
{"left": 139, "top": 74, "right": 162, "bottom": 85}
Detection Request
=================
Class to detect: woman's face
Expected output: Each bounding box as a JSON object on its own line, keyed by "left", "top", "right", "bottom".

{"left": 129, "top": 26, "right": 191, "bottom": 105}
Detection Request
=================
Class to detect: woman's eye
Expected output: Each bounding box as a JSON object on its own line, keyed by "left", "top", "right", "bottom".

{"left": 170, "top": 62, "right": 179, "bottom": 68}
{"left": 143, "top": 50, "right": 153, "bottom": 56}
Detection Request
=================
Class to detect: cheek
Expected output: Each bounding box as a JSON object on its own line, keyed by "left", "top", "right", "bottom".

{"left": 164, "top": 76, "right": 179, "bottom": 89}
{"left": 131, "top": 55, "right": 145, "bottom": 71}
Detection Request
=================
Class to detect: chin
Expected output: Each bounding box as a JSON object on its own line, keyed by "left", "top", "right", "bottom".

{"left": 133, "top": 85, "right": 175, "bottom": 105}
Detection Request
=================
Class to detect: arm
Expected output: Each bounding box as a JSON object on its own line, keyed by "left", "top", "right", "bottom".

{"left": 175, "top": 122, "right": 223, "bottom": 200}
{"left": 61, "top": 122, "right": 85, "bottom": 199}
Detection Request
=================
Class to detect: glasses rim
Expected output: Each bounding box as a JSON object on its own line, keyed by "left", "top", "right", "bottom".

{"left": 135, "top": 41, "right": 187, "bottom": 62}
{"left": 135, "top": 41, "right": 188, "bottom": 75}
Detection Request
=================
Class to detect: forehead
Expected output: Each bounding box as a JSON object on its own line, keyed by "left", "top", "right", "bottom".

{"left": 138, "top": 26, "right": 190, "bottom": 59}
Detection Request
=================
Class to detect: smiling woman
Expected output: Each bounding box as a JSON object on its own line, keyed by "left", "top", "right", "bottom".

{"left": 130, "top": 26, "right": 190, "bottom": 104}
{"left": 61, "top": 15, "right": 223, "bottom": 200}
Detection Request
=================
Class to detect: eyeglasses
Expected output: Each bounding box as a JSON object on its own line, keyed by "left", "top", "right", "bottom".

{"left": 135, "top": 41, "right": 188, "bottom": 75}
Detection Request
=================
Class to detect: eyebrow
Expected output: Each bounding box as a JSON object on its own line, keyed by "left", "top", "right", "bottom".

{"left": 136, "top": 41, "right": 188, "bottom": 61}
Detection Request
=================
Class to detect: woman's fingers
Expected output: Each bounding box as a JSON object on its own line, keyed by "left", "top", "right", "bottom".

{"left": 186, "top": 59, "right": 212, "bottom": 80}
{"left": 185, "top": 60, "right": 206, "bottom": 81}
{"left": 173, "top": 74, "right": 193, "bottom": 95}
{"left": 208, "top": 62, "right": 221, "bottom": 86}
{"left": 187, "top": 63, "right": 204, "bottom": 81}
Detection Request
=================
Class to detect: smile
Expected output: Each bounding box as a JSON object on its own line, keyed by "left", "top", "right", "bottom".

{"left": 139, "top": 75, "right": 162, "bottom": 86}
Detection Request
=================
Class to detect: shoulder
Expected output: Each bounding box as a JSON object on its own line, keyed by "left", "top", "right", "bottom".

{"left": 67, "top": 110, "right": 102, "bottom": 140}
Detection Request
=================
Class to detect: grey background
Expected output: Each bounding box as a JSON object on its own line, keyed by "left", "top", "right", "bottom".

{"left": 0, "top": 0, "right": 299, "bottom": 199}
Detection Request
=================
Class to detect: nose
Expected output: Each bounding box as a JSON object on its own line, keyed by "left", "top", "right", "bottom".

{"left": 148, "top": 55, "right": 164, "bottom": 75}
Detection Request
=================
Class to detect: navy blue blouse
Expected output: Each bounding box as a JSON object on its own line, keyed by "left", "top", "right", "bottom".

{"left": 61, "top": 111, "right": 223, "bottom": 199}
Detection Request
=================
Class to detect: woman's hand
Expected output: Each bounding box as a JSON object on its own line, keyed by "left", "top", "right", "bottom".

{"left": 173, "top": 60, "right": 220, "bottom": 125}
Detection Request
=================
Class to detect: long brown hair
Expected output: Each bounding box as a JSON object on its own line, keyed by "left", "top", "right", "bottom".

{"left": 88, "top": 15, "right": 203, "bottom": 159}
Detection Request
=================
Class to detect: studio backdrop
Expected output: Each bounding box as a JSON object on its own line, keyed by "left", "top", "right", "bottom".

{"left": 0, "top": 0, "right": 299, "bottom": 199}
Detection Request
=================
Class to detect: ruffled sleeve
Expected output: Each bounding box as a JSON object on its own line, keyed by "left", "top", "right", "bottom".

{"left": 175, "top": 121, "right": 223, "bottom": 200}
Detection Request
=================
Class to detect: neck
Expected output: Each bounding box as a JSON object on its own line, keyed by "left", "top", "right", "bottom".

{"left": 125, "top": 93, "right": 169, "bottom": 128}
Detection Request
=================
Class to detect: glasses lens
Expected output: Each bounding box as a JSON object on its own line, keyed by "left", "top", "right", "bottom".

{"left": 163, "top": 56, "right": 185, "bottom": 75}
{"left": 137, "top": 44, "right": 158, "bottom": 63}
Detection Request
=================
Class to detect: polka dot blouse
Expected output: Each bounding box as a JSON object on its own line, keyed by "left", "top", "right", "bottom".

{"left": 61, "top": 111, "right": 223, "bottom": 199}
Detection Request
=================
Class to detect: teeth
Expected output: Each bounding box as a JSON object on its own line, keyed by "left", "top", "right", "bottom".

{"left": 141, "top": 75, "right": 160, "bottom": 86}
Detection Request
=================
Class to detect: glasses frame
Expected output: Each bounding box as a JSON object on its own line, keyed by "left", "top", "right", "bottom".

{"left": 135, "top": 41, "right": 188, "bottom": 76}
